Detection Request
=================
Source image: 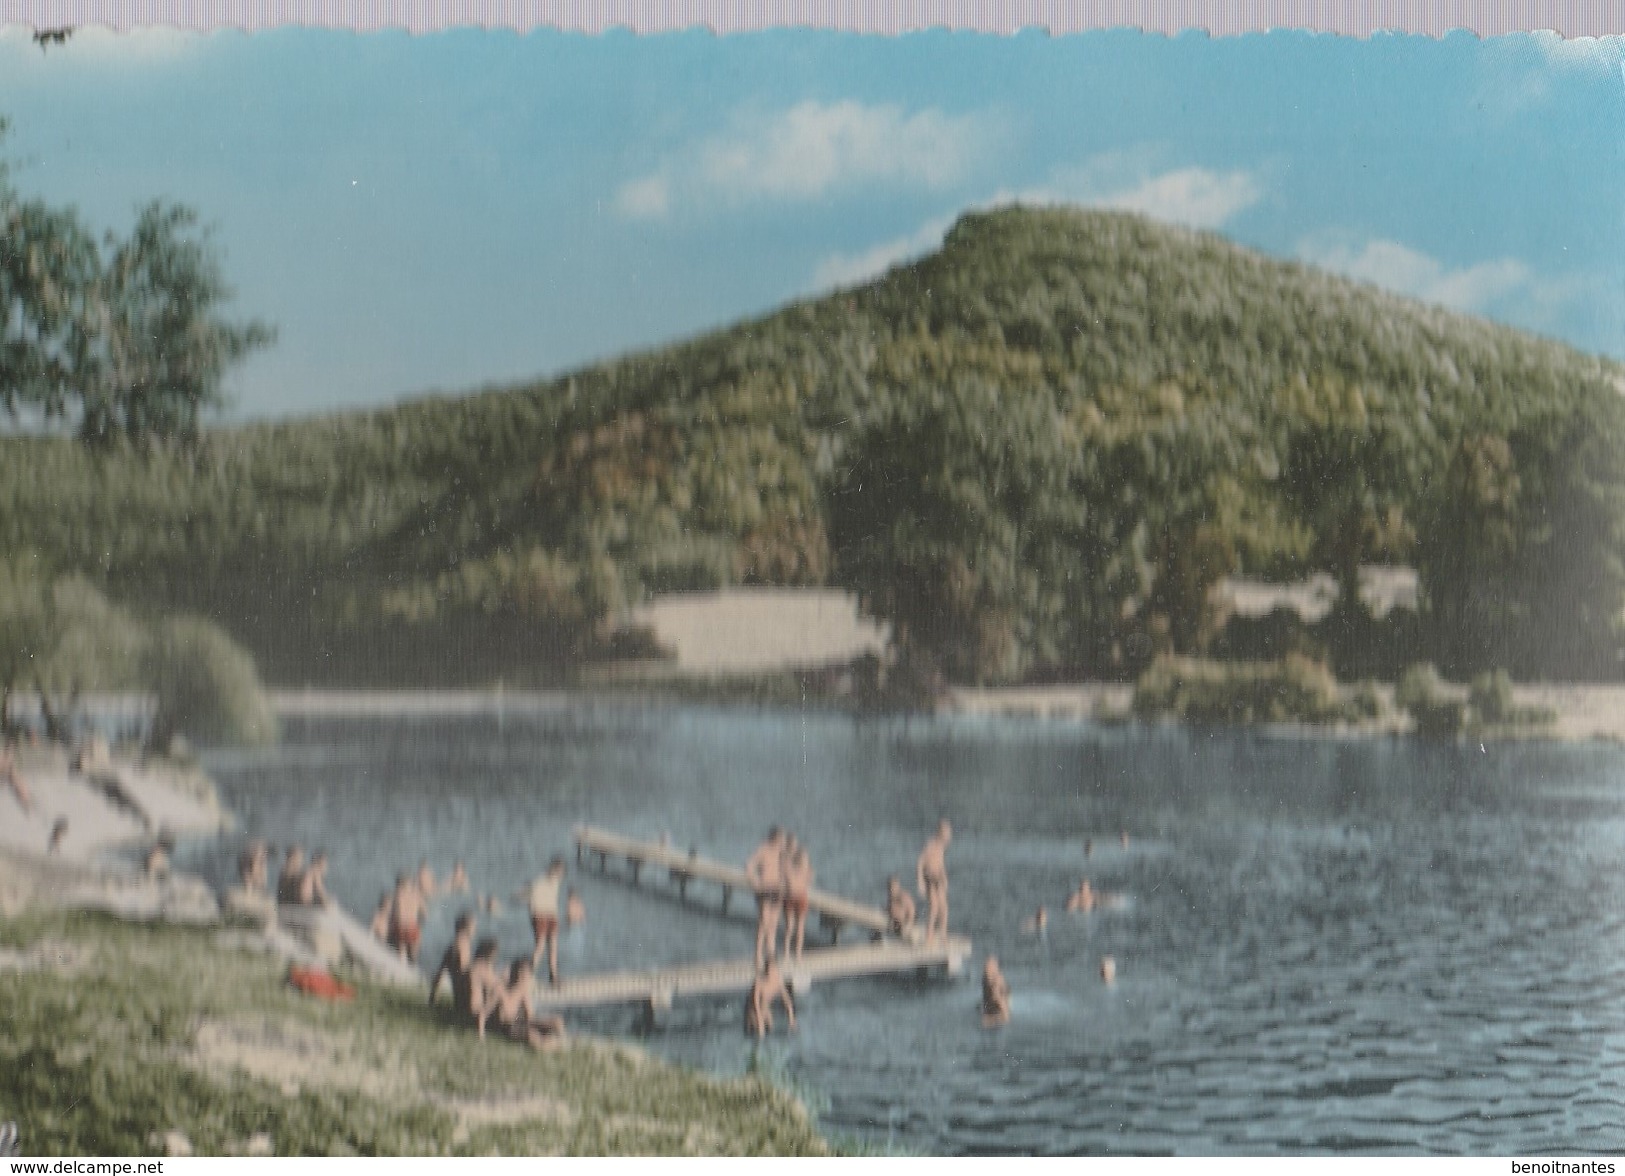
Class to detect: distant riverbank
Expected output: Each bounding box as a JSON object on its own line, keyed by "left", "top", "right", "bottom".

{"left": 270, "top": 681, "right": 1625, "bottom": 742}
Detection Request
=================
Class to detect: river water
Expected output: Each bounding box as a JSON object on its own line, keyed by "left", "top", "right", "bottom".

{"left": 192, "top": 700, "right": 1625, "bottom": 1154}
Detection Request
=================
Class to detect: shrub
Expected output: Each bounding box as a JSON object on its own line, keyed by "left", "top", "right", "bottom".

{"left": 144, "top": 617, "right": 278, "bottom": 748}
{"left": 1468, "top": 669, "right": 1516, "bottom": 725}
{"left": 1132, "top": 654, "right": 1351, "bottom": 725}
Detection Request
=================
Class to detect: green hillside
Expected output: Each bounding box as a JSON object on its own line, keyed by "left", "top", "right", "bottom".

{"left": 5, "top": 205, "right": 1623, "bottom": 686}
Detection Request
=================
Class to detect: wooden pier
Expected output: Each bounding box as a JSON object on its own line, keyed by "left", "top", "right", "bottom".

{"left": 532, "top": 935, "right": 971, "bottom": 1016}
{"left": 574, "top": 824, "right": 908, "bottom": 945}
{"left": 557, "top": 825, "right": 973, "bottom": 1020}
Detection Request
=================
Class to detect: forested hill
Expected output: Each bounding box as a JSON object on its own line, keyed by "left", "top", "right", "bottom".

{"left": 5, "top": 205, "right": 1624, "bottom": 686}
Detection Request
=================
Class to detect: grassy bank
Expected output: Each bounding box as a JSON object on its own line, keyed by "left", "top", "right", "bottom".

{"left": 0, "top": 910, "right": 828, "bottom": 1156}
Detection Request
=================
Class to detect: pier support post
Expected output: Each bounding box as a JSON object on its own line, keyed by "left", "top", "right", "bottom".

{"left": 721, "top": 885, "right": 732, "bottom": 914}
{"left": 630, "top": 858, "right": 642, "bottom": 885}
{"left": 640, "top": 986, "right": 673, "bottom": 1032}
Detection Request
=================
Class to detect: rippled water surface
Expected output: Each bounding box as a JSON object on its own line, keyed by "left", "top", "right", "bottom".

{"left": 193, "top": 702, "right": 1625, "bottom": 1154}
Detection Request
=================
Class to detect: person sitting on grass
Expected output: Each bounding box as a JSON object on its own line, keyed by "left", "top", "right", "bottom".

{"left": 275, "top": 846, "right": 306, "bottom": 906}
{"left": 981, "top": 956, "right": 1011, "bottom": 1029}
{"left": 298, "top": 851, "right": 331, "bottom": 907}
{"left": 477, "top": 957, "right": 567, "bottom": 1051}
{"left": 745, "top": 956, "right": 796, "bottom": 1040}
{"left": 467, "top": 937, "right": 502, "bottom": 1022}
{"left": 430, "top": 912, "right": 478, "bottom": 1014}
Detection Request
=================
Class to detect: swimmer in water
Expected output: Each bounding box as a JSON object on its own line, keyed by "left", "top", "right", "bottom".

{"left": 980, "top": 956, "right": 1011, "bottom": 1028}
{"left": 447, "top": 861, "right": 470, "bottom": 895}
{"left": 1021, "top": 906, "right": 1049, "bottom": 936}
{"left": 1065, "top": 878, "right": 1096, "bottom": 913}
{"left": 745, "top": 956, "right": 796, "bottom": 1039}
{"left": 565, "top": 887, "right": 585, "bottom": 929}
{"left": 1100, "top": 956, "right": 1117, "bottom": 985}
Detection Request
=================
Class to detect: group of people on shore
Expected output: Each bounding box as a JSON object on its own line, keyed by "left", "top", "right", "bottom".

{"left": 428, "top": 910, "right": 567, "bottom": 1052}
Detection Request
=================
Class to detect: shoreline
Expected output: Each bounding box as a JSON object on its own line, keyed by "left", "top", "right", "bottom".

{"left": 265, "top": 680, "right": 1625, "bottom": 743}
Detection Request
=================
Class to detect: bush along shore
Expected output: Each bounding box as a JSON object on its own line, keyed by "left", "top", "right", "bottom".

{"left": 1130, "top": 655, "right": 1555, "bottom": 738}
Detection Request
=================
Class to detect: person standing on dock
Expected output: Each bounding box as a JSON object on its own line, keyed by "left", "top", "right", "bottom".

{"left": 525, "top": 856, "right": 567, "bottom": 985}
{"left": 746, "top": 827, "right": 788, "bottom": 971}
{"left": 783, "top": 842, "right": 814, "bottom": 962}
{"left": 917, "top": 819, "right": 953, "bottom": 944}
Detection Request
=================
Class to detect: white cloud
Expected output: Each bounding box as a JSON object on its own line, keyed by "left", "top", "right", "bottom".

{"left": 990, "top": 156, "right": 1266, "bottom": 231}
{"left": 613, "top": 173, "right": 669, "bottom": 220}
{"left": 805, "top": 157, "right": 1265, "bottom": 293}
{"left": 1086, "top": 167, "right": 1264, "bottom": 231}
{"left": 614, "top": 100, "right": 998, "bottom": 219}
{"left": 1298, "top": 236, "right": 1539, "bottom": 314}
{"left": 810, "top": 214, "right": 955, "bottom": 291}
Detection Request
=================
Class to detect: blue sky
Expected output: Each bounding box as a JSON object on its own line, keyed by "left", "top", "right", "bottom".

{"left": 1, "top": 27, "right": 1621, "bottom": 418}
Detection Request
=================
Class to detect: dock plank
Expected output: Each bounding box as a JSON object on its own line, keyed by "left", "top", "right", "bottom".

{"left": 574, "top": 825, "right": 900, "bottom": 938}
{"left": 532, "top": 935, "right": 972, "bottom": 1011}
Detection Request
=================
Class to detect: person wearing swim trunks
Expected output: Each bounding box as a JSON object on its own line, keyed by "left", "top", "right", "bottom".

{"left": 981, "top": 955, "right": 1011, "bottom": 1028}
{"left": 525, "top": 856, "right": 567, "bottom": 984}
{"left": 745, "top": 956, "right": 795, "bottom": 1040}
{"left": 885, "top": 875, "right": 916, "bottom": 938}
{"left": 565, "top": 887, "right": 585, "bottom": 929}
{"left": 478, "top": 957, "right": 567, "bottom": 1051}
{"left": 388, "top": 871, "right": 425, "bottom": 963}
{"left": 417, "top": 860, "right": 437, "bottom": 901}
{"left": 430, "top": 912, "right": 477, "bottom": 1016}
{"left": 782, "top": 842, "right": 814, "bottom": 961}
{"left": 745, "top": 827, "right": 787, "bottom": 971}
{"left": 916, "top": 819, "right": 952, "bottom": 944}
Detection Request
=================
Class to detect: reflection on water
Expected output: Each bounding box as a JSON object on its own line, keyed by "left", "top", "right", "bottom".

{"left": 194, "top": 703, "right": 1625, "bottom": 1154}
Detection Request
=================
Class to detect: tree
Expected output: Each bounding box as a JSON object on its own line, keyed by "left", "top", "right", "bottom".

{"left": 0, "top": 121, "right": 272, "bottom": 444}
{"left": 77, "top": 203, "right": 274, "bottom": 445}
{"left": 829, "top": 377, "right": 1087, "bottom": 684}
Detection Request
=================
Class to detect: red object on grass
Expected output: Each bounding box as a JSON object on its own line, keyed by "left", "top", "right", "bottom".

{"left": 287, "top": 964, "right": 356, "bottom": 1002}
